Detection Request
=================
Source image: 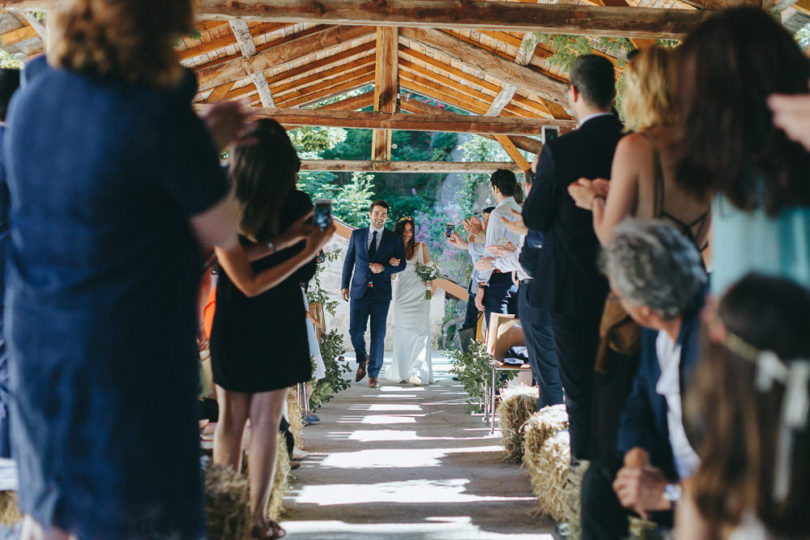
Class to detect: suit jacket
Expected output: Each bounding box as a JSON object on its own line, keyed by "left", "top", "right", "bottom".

{"left": 341, "top": 227, "right": 406, "bottom": 301}
{"left": 522, "top": 114, "right": 624, "bottom": 317}
{"left": 616, "top": 303, "right": 702, "bottom": 481}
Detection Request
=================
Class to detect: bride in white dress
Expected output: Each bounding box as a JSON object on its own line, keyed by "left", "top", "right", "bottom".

{"left": 384, "top": 217, "right": 434, "bottom": 385}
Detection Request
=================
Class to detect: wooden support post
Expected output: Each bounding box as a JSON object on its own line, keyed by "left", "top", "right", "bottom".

{"left": 372, "top": 27, "right": 399, "bottom": 162}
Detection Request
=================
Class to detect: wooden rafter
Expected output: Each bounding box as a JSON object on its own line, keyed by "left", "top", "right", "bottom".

{"left": 400, "top": 76, "right": 489, "bottom": 115}
{"left": 400, "top": 28, "right": 568, "bottom": 106}
{"left": 272, "top": 57, "right": 375, "bottom": 97}
{"left": 225, "top": 107, "right": 575, "bottom": 135}
{"left": 274, "top": 67, "right": 375, "bottom": 108}
{"left": 195, "top": 25, "right": 374, "bottom": 91}
{"left": 299, "top": 160, "right": 521, "bottom": 173}
{"left": 229, "top": 19, "right": 275, "bottom": 108}
{"left": 372, "top": 27, "right": 399, "bottom": 161}
{"left": 318, "top": 91, "right": 375, "bottom": 111}
{"left": 177, "top": 22, "right": 291, "bottom": 61}
{"left": 268, "top": 42, "right": 375, "bottom": 91}
{"left": 9, "top": 10, "right": 46, "bottom": 41}
{"left": 400, "top": 98, "right": 543, "bottom": 154}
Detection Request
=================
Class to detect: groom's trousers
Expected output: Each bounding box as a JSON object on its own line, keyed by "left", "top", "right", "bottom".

{"left": 349, "top": 290, "right": 390, "bottom": 378}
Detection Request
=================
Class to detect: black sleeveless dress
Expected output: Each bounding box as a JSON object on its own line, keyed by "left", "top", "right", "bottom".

{"left": 210, "top": 189, "right": 316, "bottom": 392}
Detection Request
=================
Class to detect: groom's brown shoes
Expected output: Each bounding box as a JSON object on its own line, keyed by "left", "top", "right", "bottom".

{"left": 369, "top": 377, "right": 381, "bottom": 388}
{"left": 355, "top": 361, "right": 367, "bottom": 382}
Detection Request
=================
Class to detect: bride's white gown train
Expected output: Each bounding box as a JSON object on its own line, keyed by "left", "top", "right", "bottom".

{"left": 384, "top": 243, "right": 433, "bottom": 384}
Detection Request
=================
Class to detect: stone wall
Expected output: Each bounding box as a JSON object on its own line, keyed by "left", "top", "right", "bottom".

{"left": 316, "top": 234, "right": 447, "bottom": 352}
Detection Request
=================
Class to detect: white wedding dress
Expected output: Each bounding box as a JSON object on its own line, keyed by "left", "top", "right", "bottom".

{"left": 385, "top": 243, "right": 434, "bottom": 384}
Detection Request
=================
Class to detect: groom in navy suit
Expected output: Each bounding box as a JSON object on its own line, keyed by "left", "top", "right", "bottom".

{"left": 341, "top": 200, "right": 406, "bottom": 388}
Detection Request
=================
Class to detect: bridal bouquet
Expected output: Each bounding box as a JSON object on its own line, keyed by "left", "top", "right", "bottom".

{"left": 415, "top": 261, "right": 442, "bottom": 300}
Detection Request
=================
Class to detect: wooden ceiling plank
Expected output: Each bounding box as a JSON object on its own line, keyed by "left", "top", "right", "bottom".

{"left": 275, "top": 74, "right": 375, "bottom": 109}
{"left": 401, "top": 28, "right": 568, "bottom": 106}
{"left": 0, "top": 23, "right": 37, "bottom": 46}
{"left": 208, "top": 82, "right": 236, "bottom": 102}
{"left": 9, "top": 10, "right": 46, "bottom": 41}
{"left": 196, "top": 25, "right": 374, "bottom": 92}
{"left": 399, "top": 60, "right": 495, "bottom": 104}
{"left": 178, "top": 22, "right": 292, "bottom": 61}
{"left": 400, "top": 73, "right": 491, "bottom": 115}
{"left": 271, "top": 56, "right": 375, "bottom": 96}
{"left": 399, "top": 45, "right": 501, "bottom": 94}
{"left": 274, "top": 64, "right": 375, "bottom": 102}
{"left": 299, "top": 160, "right": 521, "bottom": 173}
{"left": 317, "top": 91, "right": 376, "bottom": 111}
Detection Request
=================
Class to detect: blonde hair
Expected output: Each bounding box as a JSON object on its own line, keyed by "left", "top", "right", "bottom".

{"left": 48, "top": 0, "right": 193, "bottom": 87}
{"left": 621, "top": 46, "right": 675, "bottom": 132}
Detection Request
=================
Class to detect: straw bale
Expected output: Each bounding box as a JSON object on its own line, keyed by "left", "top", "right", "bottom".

{"left": 204, "top": 464, "right": 250, "bottom": 540}
{"left": 266, "top": 431, "right": 291, "bottom": 522}
{"left": 287, "top": 388, "right": 303, "bottom": 449}
{"left": 524, "top": 429, "right": 571, "bottom": 522}
{"left": 496, "top": 384, "right": 538, "bottom": 463}
{"left": 628, "top": 516, "right": 662, "bottom": 539}
{"left": 0, "top": 491, "right": 20, "bottom": 525}
{"left": 559, "top": 459, "right": 589, "bottom": 540}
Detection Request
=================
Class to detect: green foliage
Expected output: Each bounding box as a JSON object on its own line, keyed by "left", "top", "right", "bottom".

{"left": 535, "top": 34, "right": 634, "bottom": 73}
{"left": 656, "top": 39, "right": 680, "bottom": 49}
{"left": 297, "top": 171, "right": 376, "bottom": 228}
{"left": 449, "top": 341, "right": 516, "bottom": 413}
{"left": 309, "top": 329, "right": 351, "bottom": 410}
{"left": 31, "top": 11, "right": 46, "bottom": 22}
{"left": 290, "top": 127, "right": 347, "bottom": 156}
{"left": 307, "top": 249, "right": 341, "bottom": 316}
{"left": 0, "top": 49, "right": 23, "bottom": 70}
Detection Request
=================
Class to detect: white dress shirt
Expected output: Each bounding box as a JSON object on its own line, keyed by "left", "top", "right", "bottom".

{"left": 493, "top": 234, "right": 530, "bottom": 281}
{"left": 479, "top": 196, "right": 523, "bottom": 284}
{"left": 367, "top": 225, "right": 384, "bottom": 252}
{"left": 578, "top": 111, "right": 614, "bottom": 128}
{"left": 655, "top": 330, "right": 701, "bottom": 479}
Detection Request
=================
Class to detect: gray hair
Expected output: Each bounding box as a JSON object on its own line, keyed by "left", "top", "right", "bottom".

{"left": 600, "top": 219, "right": 707, "bottom": 319}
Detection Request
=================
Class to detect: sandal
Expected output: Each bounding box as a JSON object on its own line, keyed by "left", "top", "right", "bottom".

{"left": 251, "top": 521, "right": 286, "bottom": 539}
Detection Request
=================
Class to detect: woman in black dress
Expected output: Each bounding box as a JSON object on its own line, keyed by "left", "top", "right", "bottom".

{"left": 210, "top": 119, "right": 323, "bottom": 539}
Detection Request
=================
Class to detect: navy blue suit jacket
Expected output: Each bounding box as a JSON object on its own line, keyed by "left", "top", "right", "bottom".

{"left": 617, "top": 304, "right": 702, "bottom": 481}
{"left": 341, "top": 227, "right": 406, "bottom": 300}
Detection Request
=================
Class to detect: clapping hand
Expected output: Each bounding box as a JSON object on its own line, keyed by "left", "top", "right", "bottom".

{"left": 501, "top": 209, "right": 527, "bottom": 236}
{"left": 463, "top": 216, "right": 484, "bottom": 236}
{"left": 487, "top": 243, "right": 516, "bottom": 257}
{"left": 389, "top": 257, "right": 401, "bottom": 266}
{"left": 568, "top": 177, "right": 605, "bottom": 210}
{"left": 768, "top": 82, "right": 810, "bottom": 151}
{"left": 475, "top": 257, "right": 494, "bottom": 272}
{"left": 201, "top": 100, "right": 253, "bottom": 151}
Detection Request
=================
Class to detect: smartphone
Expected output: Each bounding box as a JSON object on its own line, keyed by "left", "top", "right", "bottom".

{"left": 313, "top": 199, "right": 332, "bottom": 231}
{"left": 542, "top": 125, "right": 560, "bottom": 142}
{"left": 445, "top": 224, "right": 456, "bottom": 238}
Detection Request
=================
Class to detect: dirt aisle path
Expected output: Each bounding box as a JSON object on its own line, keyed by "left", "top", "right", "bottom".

{"left": 282, "top": 353, "right": 555, "bottom": 539}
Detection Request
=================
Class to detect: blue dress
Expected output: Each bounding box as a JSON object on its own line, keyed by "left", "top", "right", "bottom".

{"left": 4, "top": 59, "right": 227, "bottom": 539}
{"left": 711, "top": 192, "right": 810, "bottom": 295}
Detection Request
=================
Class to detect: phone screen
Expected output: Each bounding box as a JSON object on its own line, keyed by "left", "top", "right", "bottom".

{"left": 314, "top": 199, "right": 332, "bottom": 231}
{"left": 445, "top": 224, "right": 455, "bottom": 237}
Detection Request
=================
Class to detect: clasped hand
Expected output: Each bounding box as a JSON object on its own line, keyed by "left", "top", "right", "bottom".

{"left": 475, "top": 257, "right": 494, "bottom": 271}
{"left": 369, "top": 263, "right": 384, "bottom": 274}
{"left": 612, "top": 448, "right": 671, "bottom": 519}
{"left": 568, "top": 177, "right": 610, "bottom": 210}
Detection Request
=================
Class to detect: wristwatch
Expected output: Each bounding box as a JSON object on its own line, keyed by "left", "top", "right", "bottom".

{"left": 267, "top": 240, "right": 276, "bottom": 254}
{"left": 663, "top": 483, "right": 682, "bottom": 506}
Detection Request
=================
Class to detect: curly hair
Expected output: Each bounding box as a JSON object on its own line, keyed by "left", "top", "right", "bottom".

{"left": 599, "top": 219, "right": 706, "bottom": 319}
{"left": 48, "top": 0, "right": 193, "bottom": 87}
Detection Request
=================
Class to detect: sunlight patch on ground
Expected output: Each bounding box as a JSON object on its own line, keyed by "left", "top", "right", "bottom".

{"left": 350, "top": 404, "right": 423, "bottom": 412}
{"left": 319, "top": 446, "right": 503, "bottom": 469}
{"left": 294, "top": 478, "right": 537, "bottom": 506}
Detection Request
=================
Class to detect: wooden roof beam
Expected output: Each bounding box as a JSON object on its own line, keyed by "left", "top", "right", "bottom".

{"left": 188, "top": 1, "right": 708, "bottom": 40}
{"left": 224, "top": 107, "right": 574, "bottom": 135}
{"left": 195, "top": 25, "right": 374, "bottom": 92}
{"left": 267, "top": 41, "right": 375, "bottom": 91}
{"left": 299, "top": 160, "right": 521, "bottom": 173}
{"left": 177, "top": 22, "right": 292, "bottom": 61}
{"left": 274, "top": 74, "right": 374, "bottom": 108}
{"left": 271, "top": 56, "right": 375, "bottom": 97}
{"left": 400, "top": 28, "right": 568, "bottom": 106}
{"left": 317, "top": 91, "right": 375, "bottom": 111}
{"left": 400, "top": 76, "right": 490, "bottom": 116}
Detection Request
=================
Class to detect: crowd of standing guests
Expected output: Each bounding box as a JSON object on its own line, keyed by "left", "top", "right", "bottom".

{"left": 0, "top": 1, "right": 806, "bottom": 539}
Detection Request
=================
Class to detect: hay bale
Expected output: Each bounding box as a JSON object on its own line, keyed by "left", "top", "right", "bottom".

{"left": 496, "top": 384, "right": 538, "bottom": 463}
{"left": 628, "top": 516, "right": 662, "bottom": 540}
{"left": 204, "top": 464, "right": 250, "bottom": 540}
{"left": 524, "top": 429, "right": 571, "bottom": 522}
{"left": 0, "top": 491, "right": 21, "bottom": 525}
{"left": 559, "top": 459, "right": 589, "bottom": 540}
{"left": 287, "top": 388, "right": 303, "bottom": 449}
{"left": 266, "top": 431, "right": 291, "bottom": 523}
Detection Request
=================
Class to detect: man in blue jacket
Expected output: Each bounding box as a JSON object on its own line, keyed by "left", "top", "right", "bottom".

{"left": 581, "top": 220, "right": 707, "bottom": 539}
{"left": 341, "top": 200, "right": 406, "bottom": 388}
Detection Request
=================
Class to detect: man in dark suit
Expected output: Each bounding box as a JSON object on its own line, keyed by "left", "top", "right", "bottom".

{"left": 522, "top": 55, "right": 623, "bottom": 460}
{"left": 341, "top": 200, "right": 406, "bottom": 388}
{"left": 580, "top": 220, "right": 708, "bottom": 539}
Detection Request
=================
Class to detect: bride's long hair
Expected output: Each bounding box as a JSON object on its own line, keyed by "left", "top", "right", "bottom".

{"left": 395, "top": 217, "right": 416, "bottom": 260}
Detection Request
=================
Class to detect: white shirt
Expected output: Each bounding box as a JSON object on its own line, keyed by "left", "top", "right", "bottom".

{"left": 367, "top": 225, "right": 384, "bottom": 252}
{"left": 480, "top": 196, "right": 523, "bottom": 284}
{"left": 493, "top": 234, "right": 530, "bottom": 281}
{"left": 578, "top": 111, "right": 614, "bottom": 128}
{"left": 467, "top": 237, "right": 488, "bottom": 290}
{"left": 655, "top": 330, "right": 701, "bottom": 479}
